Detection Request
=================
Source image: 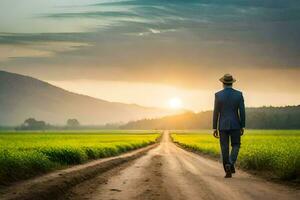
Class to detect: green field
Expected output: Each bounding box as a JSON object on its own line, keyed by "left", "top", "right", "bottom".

{"left": 0, "top": 131, "right": 160, "bottom": 185}
{"left": 172, "top": 130, "right": 300, "bottom": 181}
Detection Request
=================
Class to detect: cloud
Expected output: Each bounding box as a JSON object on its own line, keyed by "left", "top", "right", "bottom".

{"left": 0, "top": 32, "right": 92, "bottom": 61}
{"left": 0, "top": 41, "right": 90, "bottom": 62}
{"left": 42, "top": 11, "right": 139, "bottom": 19}
{"left": 149, "top": 28, "right": 161, "bottom": 34}
{"left": 0, "top": 31, "right": 97, "bottom": 45}
{"left": 0, "top": 0, "right": 300, "bottom": 93}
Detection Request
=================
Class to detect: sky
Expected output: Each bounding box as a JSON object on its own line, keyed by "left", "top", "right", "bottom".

{"left": 0, "top": 0, "right": 300, "bottom": 111}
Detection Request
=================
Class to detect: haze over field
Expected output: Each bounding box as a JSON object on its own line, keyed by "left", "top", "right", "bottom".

{"left": 0, "top": 0, "right": 300, "bottom": 111}
{"left": 0, "top": 71, "right": 180, "bottom": 125}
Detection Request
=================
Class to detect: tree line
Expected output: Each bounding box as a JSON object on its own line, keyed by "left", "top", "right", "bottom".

{"left": 15, "top": 118, "right": 80, "bottom": 130}
{"left": 120, "top": 105, "right": 300, "bottom": 130}
{"left": 12, "top": 118, "right": 121, "bottom": 130}
{"left": 9, "top": 105, "right": 300, "bottom": 130}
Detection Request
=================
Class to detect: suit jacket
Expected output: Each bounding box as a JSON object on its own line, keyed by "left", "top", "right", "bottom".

{"left": 213, "top": 87, "right": 245, "bottom": 130}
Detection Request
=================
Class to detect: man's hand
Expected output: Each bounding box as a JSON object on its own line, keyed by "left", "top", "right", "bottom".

{"left": 240, "top": 128, "right": 244, "bottom": 136}
{"left": 213, "top": 129, "right": 219, "bottom": 138}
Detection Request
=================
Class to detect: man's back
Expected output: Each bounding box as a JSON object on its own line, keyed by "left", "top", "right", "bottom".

{"left": 213, "top": 87, "right": 245, "bottom": 130}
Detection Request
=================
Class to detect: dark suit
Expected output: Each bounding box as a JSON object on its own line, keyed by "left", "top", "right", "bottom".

{"left": 213, "top": 87, "right": 245, "bottom": 170}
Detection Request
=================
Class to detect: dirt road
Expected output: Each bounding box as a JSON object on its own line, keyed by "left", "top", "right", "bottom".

{"left": 63, "top": 131, "right": 299, "bottom": 200}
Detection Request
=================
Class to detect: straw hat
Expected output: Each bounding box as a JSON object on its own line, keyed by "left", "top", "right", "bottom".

{"left": 219, "top": 74, "right": 236, "bottom": 84}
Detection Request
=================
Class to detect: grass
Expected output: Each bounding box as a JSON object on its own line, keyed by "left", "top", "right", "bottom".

{"left": 0, "top": 131, "right": 160, "bottom": 185}
{"left": 171, "top": 130, "right": 300, "bottom": 181}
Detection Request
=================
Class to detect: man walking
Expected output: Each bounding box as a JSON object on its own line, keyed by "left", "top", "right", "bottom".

{"left": 213, "top": 74, "right": 245, "bottom": 178}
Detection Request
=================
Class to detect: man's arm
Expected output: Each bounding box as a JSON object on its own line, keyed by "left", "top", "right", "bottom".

{"left": 213, "top": 94, "right": 219, "bottom": 130}
{"left": 239, "top": 93, "right": 246, "bottom": 129}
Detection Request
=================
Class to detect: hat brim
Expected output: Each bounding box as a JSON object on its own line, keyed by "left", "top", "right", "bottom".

{"left": 219, "top": 77, "right": 236, "bottom": 83}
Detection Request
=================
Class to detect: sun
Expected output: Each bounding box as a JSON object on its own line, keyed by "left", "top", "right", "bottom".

{"left": 168, "top": 97, "right": 183, "bottom": 109}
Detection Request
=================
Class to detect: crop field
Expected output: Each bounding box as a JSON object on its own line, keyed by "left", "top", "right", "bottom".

{"left": 172, "top": 130, "right": 300, "bottom": 181}
{"left": 0, "top": 131, "right": 160, "bottom": 185}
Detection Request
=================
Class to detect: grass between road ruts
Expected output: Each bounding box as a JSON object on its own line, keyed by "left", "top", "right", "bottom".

{"left": 0, "top": 131, "right": 160, "bottom": 185}
{"left": 171, "top": 130, "right": 300, "bottom": 181}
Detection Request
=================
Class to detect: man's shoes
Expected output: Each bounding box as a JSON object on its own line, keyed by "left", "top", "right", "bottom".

{"left": 224, "top": 173, "right": 232, "bottom": 178}
{"left": 224, "top": 164, "right": 232, "bottom": 178}
{"left": 231, "top": 164, "right": 235, "bottom": 174}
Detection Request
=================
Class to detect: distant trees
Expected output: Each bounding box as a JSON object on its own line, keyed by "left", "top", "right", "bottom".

{"left": 120, "top": 112, "right": 209, "bottom": 130}
{"left": 246, "top": 106, "right": 300, "bottom": 129}
{"left": 66, "top": 119, "right": 80, "bottom": 128}
{"left": 121, "top": 105, "right": 300, "bottom": 130}
{"left": 15, "top": 118, "right": 82, "bottom": 130}
{"left": 13, "top": 106, "right": 300, "bottom": 130}
{"left": 16, "top": 118, "right": 47, "bottom": 130}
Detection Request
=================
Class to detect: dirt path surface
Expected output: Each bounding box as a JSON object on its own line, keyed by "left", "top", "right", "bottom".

{"left": 0, "top": 143, "right": 158, "bottom": 200}
{"left": 63, "top": 131, "right": 300, "bottom": 200}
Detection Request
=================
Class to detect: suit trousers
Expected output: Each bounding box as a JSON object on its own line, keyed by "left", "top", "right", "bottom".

{"left": 219, "top": 130, "right": 241, "bottom": 171}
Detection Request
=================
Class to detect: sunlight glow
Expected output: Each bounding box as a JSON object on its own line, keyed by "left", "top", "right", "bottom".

{"left": 168, "top": 97, "right": 182, "bottom": 109}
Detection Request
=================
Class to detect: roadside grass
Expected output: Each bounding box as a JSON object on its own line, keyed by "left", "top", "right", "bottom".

{"left": 171, "top": 130, "right": 300, "bottom": 181}
{"left": 0, "top": 131, "right": 160, "bottom": 185}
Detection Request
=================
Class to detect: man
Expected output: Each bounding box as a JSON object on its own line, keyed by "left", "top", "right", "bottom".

{"left": 213, "top": 74, "right": 245, "bottom": 178}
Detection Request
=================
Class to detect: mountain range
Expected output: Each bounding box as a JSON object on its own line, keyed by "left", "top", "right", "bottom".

{"left": 0, "top": 71, "right": 180, "bottom": 125}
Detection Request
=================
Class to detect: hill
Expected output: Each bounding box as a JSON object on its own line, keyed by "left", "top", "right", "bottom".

{"left": 120, "top": 106, "right": 300, "bottom": 129}
{"left": 0, "top": 71, "right": 178, "bottom": 125}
